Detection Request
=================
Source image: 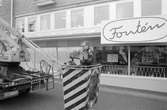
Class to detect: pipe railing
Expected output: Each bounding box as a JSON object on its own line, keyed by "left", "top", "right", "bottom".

{"left": 102, "top": 65, "right": 167, "bottom": 78}
{"left": 102, "top": 65, "right": 128, "bottom": 75}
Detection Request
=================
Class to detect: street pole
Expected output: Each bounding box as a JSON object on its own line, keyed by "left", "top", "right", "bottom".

{"left": 11, "top": 0, "right": 14, "bottom": 27}
{"left": 128, "top": 46, "right": 131, "bottom": 75}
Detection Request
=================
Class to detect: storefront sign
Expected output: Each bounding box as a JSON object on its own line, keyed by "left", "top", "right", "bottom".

{"left": 101, "top": 17, "right": 167, "bottom": 44}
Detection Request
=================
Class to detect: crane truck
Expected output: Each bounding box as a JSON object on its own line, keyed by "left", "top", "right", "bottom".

{"left": 0, "top": 17, "right": 55, "bottom": 100}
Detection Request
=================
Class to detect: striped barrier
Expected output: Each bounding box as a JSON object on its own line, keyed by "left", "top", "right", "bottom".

{"left": 63, "top": 65, "right": 101, "bottom": 110}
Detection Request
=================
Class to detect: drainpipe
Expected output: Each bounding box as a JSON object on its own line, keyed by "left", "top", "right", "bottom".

{"left": 11, "top": 0, "right": 14, "bottom": 27}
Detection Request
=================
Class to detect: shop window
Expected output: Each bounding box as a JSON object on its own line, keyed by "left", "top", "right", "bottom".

{"left": 16, "top": 18, "right": 25, "bottom": 33}
{"left": 116, "top": 2, "right": 134, "bottom": 19}
{"left": 58, "top": 47, "right": 81, "bottom": 65}
{"left": 130, "top": 46, "right": 167, "bottom": 78}
{"left": 71, "top": 8, "right": 84, "bottom": 28}
{"left": 98, "top": 45, "right": 167, "bottom": 78}
{"left": 28, "top": 16, "right": 37, "bottom": 32}
{"left": 94, "top": 4, "right": 109, "bottom": 25}
{"left": 95, "top": 46, "right": 128, "bottom": 75}
{"left": 55, "top": 11, "right": 66, "bottom": 29}
{"left": 142, "top": 0, "right": 161, "bottom": 16}
{"left": 40, "top": 14, "right": 51, "bottom": 30}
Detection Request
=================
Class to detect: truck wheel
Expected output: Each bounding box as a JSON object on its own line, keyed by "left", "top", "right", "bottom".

{"left": 19, "top": 88, "right": 30, "bottom": 95}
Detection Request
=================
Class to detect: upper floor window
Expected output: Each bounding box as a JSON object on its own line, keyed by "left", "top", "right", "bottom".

{"left": 0, "top": 0, "right": 2, "bottom": 6}
{"left": 40, "top": 14, "right": 51, "bottom": 30}
{"left": 116, "top": 2, "right": 134, "bottom": 19}
{"left": 142, "top": 0, "right": 161, "bottom": 16}
{"left": 55, "top": 11, "right": 66, "bottom": 29}
{"left": 71, "top": 8, "right": 84, "bottom": 28}
{"left": 94, "top": 4, "right": 109, "bottom": 25}
{"left": 28, "top": 16, "right": 37, "bottom": 32}
{"left": 16, "top": 18, "right": 25, "bottom": 33}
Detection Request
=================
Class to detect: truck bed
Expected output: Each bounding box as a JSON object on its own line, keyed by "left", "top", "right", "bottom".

{"left": 0, "top": 71, "right": 54, "bottom": 100}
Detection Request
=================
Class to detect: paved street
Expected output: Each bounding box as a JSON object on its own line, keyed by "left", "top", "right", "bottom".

{"left": 1, "top": 81, "right": 167, "bottom": 110}
{"left": 95, "top": 86, "right": 167, "bottom": 110}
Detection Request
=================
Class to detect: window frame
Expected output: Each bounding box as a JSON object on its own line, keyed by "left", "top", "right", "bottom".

{"left": 93, "top": 3, "right": 110, "bottom": 26}
{"left": 39, "top": 13, "right": 51, "bottom": 31}
{"left": 115, "top": 1, "right": 134, "bottom": 19}
{"left": 54, "top": 10, "right": 67, "bottom": 30}
{"left": 70, "top": 7, "right": 85, "bottom": 28}
{"left": 27, "top": 16, "right": 37, "bottom": 32}
{"left": 0, "top": 0, "right": 2, "bottom": 6}
{"left": 15, "top": 18, "right": 25, "bottom": 33}
{"left": 99, "top": 44, "right": 167, "bottom": 78}
{"left": 141, "top": 0, "right": 162, "bottom": 16}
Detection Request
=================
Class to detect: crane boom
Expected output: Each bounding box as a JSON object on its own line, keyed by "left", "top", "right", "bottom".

{"left": 0, "top": 17, "right": 59, "bottom": 72}
{"left": 0, "top": 17, "right": 28, "bottom": 62}
{"left": 0, "top": 17, "right": 55, "bottom": 100}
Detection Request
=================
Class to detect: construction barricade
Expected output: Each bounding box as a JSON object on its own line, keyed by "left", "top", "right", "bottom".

{"left": 62, "top": 64, "right": 101, "bottom": 110}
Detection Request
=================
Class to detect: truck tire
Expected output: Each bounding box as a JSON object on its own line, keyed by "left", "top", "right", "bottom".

{"left": 19, "top": 88, "right": 30, "bottom": 95}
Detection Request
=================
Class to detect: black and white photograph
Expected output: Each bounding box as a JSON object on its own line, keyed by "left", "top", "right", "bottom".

{"left": 0, "top": 0, "right": 167, "bottom": 110}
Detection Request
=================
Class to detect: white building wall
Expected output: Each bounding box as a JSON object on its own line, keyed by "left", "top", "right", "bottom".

{"left": 162, "top": 0, "right": 167, "bottom": 15}
{"left": 18, "top": 0, "right": 167, "bottom": 93}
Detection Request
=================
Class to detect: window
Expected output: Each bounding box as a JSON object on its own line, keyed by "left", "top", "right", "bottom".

{"left": 94, "top": 5, "right": 109, "bottom": 25}
{"left": 71, "top": 8, "right": 84, "bottom": 28}
{"left": 58, "top": 47, "right": 81, "bottom": 65}
{"left": 16, "top": 18, "right": 25, "bottom": 33}
{"left": 116, "top": 2, "right": 134, "bottom": 18}
{"left": 0, "top": 0, "right": 2, "bottom": 6}
{"left": 142, "top": 0, "right": 161, "bottom": 16}
{"left": 130, "top": 46, "right": 167, "bottom": 78}
{"left": 40, "top": 14, "right": 51, "bottom": 30}
{"left": 95, "top": 46, "right": 128, "bottom": 75}
{"left": 98, "top": 45, "right": 167, "bottom": 78}
{"left": 28, "top": 16, "right": 37, "bottom": 32}
{"left": 55, "top": 11, "right": 66, "bottom": 29}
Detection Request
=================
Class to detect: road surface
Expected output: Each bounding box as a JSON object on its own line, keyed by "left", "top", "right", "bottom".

{"left": 0, "top": 81, "right": 167, "bottom": 110}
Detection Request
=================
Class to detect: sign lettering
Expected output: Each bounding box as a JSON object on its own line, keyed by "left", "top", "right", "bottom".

{"left": 101, "top": 17, "right": 167, "bottom": 44}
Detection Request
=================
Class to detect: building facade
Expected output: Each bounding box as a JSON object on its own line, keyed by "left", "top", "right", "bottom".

{"left": 14, "top": 0, "right": 167, "bottom": 93}
{"left": 0, "top": 0, "right": 12, "bottom": 25}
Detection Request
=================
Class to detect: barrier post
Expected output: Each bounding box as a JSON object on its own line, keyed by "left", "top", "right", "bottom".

{"left": 62, "top": 65, "right": 101, "bottom": 110}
